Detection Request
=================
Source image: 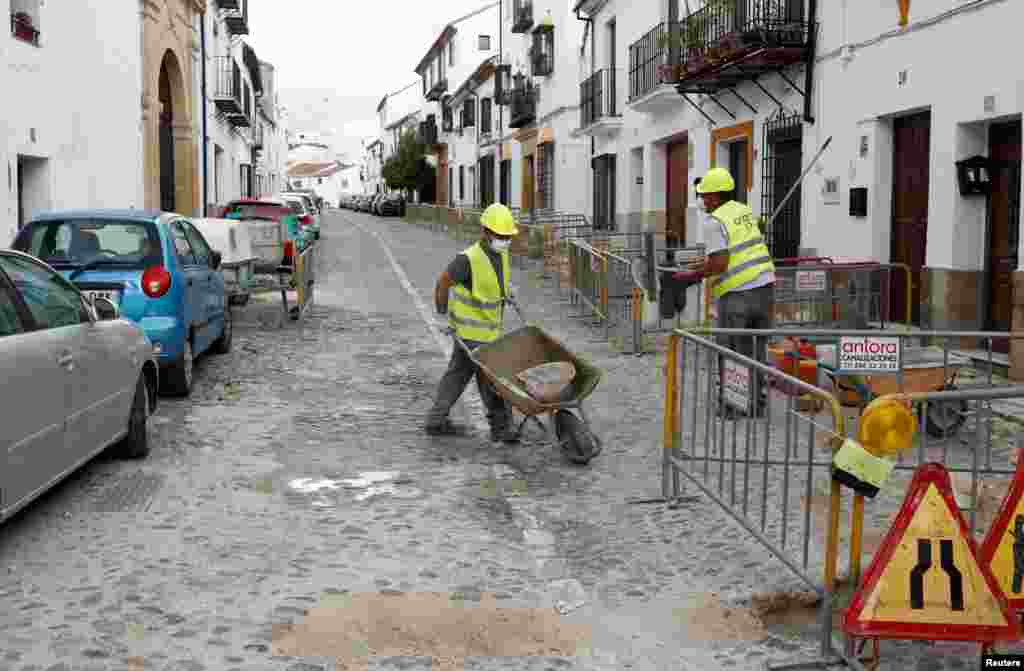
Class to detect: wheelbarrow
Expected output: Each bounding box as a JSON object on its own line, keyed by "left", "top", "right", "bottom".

{"left": 445, "top": 298, "right": 604, "bottom": 464}
{"left": 818, "top": 347, "right": 971, "bottom": 439}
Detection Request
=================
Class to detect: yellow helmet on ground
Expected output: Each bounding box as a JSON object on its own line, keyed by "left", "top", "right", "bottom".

{"left": 695, "top": 167, "right": 736, "bottom": 194}
{"left": 481, "top": 203, "right": 519, "bottom": 236}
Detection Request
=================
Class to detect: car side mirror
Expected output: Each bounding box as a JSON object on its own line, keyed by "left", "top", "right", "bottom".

{"left": 92, "top": 296, "right": 119, "bottom": 321}
{"left": 210, "top": 250, "right": 222, "bottom": 270}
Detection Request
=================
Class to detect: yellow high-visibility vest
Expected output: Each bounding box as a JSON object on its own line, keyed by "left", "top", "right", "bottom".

{"left": 449, "top": 241, "right": 510, "bottom": 343}
{"left": 710, "top": 201, "right": 775, "bottom": 299}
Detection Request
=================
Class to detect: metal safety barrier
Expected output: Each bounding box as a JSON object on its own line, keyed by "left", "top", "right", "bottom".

{"left": 670, "top": 326, "right": 1024, "bottom": 667}
{"left": 662, "top": 329, "right": 849, "bottom": 668}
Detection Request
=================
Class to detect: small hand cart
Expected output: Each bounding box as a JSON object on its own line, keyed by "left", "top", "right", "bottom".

{"left": 447, "top": 298, "right": 604, "bottom": 464}
{"left": 820, "top": 347, "right": 970, "bottom": 439}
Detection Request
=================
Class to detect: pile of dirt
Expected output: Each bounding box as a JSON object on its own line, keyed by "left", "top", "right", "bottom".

{"left": 272, "top": 591, "right": 592, "bottom": 670}
{"left": 672, "top": 592, "right": 767, "bottom": 642}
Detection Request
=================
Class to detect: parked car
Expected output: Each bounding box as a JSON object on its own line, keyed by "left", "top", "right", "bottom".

{"left": 11, "top": 210, "right": 231, "bottom": 397}
{"left": 220, "top": 198, "right": 304, "bottom": 269}
{"left": 279, "top": 193, "right": 319, "bottom": 240}
{"left": 0, "top": 249, "right": 160, "bottom": 522}
{"left": 379, "top": 195, "right": 406, "bottom": 217}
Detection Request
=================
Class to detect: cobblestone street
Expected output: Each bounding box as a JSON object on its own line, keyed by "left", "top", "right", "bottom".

{"left": 0, "top": 211, "right": 846, "bottom": 670}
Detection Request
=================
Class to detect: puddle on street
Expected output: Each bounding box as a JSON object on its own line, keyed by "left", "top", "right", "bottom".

{"left": 287, "top": 472, "right": 421, "bottom": 503}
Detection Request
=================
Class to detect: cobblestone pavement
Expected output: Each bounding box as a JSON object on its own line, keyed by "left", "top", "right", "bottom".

{"left": 0, "top": 210, "right": 996, "bottom": 671}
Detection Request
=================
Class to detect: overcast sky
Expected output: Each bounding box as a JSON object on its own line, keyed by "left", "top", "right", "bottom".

{"left": 247, "top": 0, "right": 497, "bottom": 158}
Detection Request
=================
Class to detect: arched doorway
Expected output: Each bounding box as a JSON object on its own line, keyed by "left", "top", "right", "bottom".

{"left": 157, "top": 50, "right": 186, "bottom": 213}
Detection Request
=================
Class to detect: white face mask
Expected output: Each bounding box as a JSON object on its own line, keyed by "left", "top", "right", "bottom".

{"left": 490, "top": 238, "right": 511, "bottom": 252}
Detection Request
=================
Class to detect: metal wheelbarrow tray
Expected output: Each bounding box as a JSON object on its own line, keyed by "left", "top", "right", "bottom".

{"left": 463, "top": 324, "right": 604, "bottom": 464}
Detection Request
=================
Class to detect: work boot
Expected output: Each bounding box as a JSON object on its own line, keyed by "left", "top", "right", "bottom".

{"left": 424, "top": 419, "right": 466, "bottom": 436}
{"left": 490, "top": 426, "right": 521, "bottom": 444}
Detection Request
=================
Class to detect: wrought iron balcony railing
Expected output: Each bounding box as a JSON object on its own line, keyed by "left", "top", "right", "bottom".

{"left": 530, "top": 46, "right": 553, "bottom": 77}
{"left": 426, "top": 78, "right": 448, "bottom": 102}
{"left": 628, "top": 21, "right": 677, "bottom": 101}
{"left": 580, "top": 69, "right": 622, "bottom": 128}
{"left": 223, "top": 0, "right": 249, "bottom": 37}
{"left": 675, "top": 0, "right": 811, "bottom": 73}
{"left": 512, "top": 0, "right": 533, "bottom": 34}
{"left": 212, "top": 56, "right": 245, "bottom": 118}
{"left": 508, "top": 84, "right": 536, "bottom": 129}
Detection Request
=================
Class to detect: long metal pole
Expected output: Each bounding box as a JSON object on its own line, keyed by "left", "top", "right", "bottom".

{"left": 765, "top": 135, "right": 832, "bottom": 230}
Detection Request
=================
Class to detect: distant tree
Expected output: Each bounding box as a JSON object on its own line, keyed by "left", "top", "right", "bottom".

{"left": 382, "top": 129, "right": 430, "bottom": 197}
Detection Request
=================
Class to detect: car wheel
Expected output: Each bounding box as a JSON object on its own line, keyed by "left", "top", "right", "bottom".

{"left": 213, "top": 306, "right": 233, "bottom": 354}
{"left": 115, "top": 374, "right": 151, "bottom": 459}
{"left": 162, "top": 339, "right": 194, "bottom": 397}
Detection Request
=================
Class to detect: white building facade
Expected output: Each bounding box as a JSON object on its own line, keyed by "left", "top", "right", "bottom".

{"left": 496, "top": 0, "right": 589, "bottom": 215}
{"left": 2, "top": 0, "right": 144, "bottom": 243}
{"left": 414, "top": 2, "right": 499, "bottom": 206}
{"left": 255, "top": 60, "right": 287, "bottom": 198}
{"left": 196, "top": 8, "right": 265, "bottom": 212}
{"left": 364, "top": 138, "right": 385, "bottom": 194}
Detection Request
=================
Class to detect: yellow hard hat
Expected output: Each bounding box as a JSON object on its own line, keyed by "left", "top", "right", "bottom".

{"left": 695, "top": 167, "right": 736, "bottom": 194}
{"left": 481, "top": 203, "right": 519, "bottom": 236}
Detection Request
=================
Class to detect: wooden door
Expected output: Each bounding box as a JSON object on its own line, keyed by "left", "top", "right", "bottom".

{"left": 666, "top": 140, "right": 688, "bottom": 246}
{"left": 986, "top": 120, "right": 1023, "bottom": 353}
{"left": 890, "top": 111, "right": 931, "bottom": 326}
{"left": 522, "top": 155, "right": 535, "bottom": 212}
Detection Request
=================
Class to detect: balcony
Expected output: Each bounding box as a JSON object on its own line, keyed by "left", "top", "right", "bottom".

{"left": 508, "top": 83, "right": 536, "bottom": 129}
{"left": 215, "top": 0, "right": 239, "bottom": 8}
{"left": 252, "top": 122, "right": 264, "bottom": 149}
{"left": 512, "top": 0, "right": 533, "bottom": 34}
{"left": 627, "top": 22, "right": 680, "bottom": 114}
{"left": 577, "top": 69, "right": 624, "bottom": 137}
{"left": 442, "top": 109, "right": 454, "bottom": 133}
{"left": 223, "top": 0, "right": 249, "bottom": 36}
{"left": 426, "top": 78, "right": 448, "bottom": 102}
{"left": 673, "top": 0, "right": 813, "bottom": 103}
{"left": 10, "top": 12, "right": 39, "bottom": 46}
{"left": 530, "top": 46, "right": 553, "bottom": 78}
{"left": 212, "top": 57, "right": 245, "bottom": 119}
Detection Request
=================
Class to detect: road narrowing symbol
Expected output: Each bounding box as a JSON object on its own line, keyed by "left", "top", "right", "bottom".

{"left": 980, "top": 448, "right": 1024, "bottom": 611}
{"left": 843, "top": 463, "right": 1019, "bottom": 642}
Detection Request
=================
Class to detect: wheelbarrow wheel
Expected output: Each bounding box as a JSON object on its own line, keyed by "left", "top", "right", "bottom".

{"left": 925, "top": 386, "right": 968, "bottom": 439}
{"left": 554, "top": 410, "right": 600, "bottom": 465}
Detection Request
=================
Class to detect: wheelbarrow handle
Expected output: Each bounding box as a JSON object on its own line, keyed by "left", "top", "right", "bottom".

{"left": 504, "top": 295, "right": 528, "bottom": 325}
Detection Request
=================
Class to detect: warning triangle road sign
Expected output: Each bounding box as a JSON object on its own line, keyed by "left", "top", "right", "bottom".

{"left": 980, "top": 449, "right": 1024, "bottom": 611}
{"left": 843, "top": 463, "right": 1019, "bottom": 642}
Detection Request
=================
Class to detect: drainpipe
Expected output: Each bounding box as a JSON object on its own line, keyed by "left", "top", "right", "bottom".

{"left": 200, "top": 11, "right": 209, "bottom": 215}
{"left": 498, "top": 0, "right": 503, "bottom": 157}
{"left": 574, "top": 5, "right": 594, "bottom": 159}
{"left": 803, "top": 0, "right": 819, "bottom": 124}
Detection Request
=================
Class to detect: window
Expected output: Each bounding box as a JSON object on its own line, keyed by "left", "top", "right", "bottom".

{"left": 538, "top": 143, "right": 555, "bottom": 210}
{"left": 531, "top": 26, "right": 554, "bottom": 77}
{"left": 170, "top": 221, "right": 196, "bottom": 266}
{"left": 480, "top": 98, "right": 493, "bottom": 134}
{"left": 478, "top": 35, "right": 491, "bottom": 51}
{"left": 12, "top": 219, "right": 162, "bottom": 268}
{"left": 182, "top": 222, "right": 211, "bottom": 267}
{"left": 240, "top": 164, "right": 253, "bottom": 198}
{"left": 592, "top": 154, "right": 616, "bottom": 230}
{"left": 479, "top": 156, "right": 496, "bottom": 207}
{"left": 462, "top": 99, "right": 475, "bottom": 127}
{"left": 0, "top": 255, "right": 89, "bottom": 330}
{"left": 459, "top": 165, "right": 465, "bottom": 201}
{"left": 500, "top": 159, "right": 511, "bottom": 205}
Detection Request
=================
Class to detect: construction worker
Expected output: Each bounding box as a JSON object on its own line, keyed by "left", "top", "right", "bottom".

{"left": 425, "top": 202, "right": 521, "bottom": 444}
{"left": 686, "top": 167, "right": 776, "bottom": 416}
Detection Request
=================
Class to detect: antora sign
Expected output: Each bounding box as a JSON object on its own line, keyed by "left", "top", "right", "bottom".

{"left": 722, "top": 359, "right": 751, "bottom": 412}
{"left": 838, "top": 336, "right": 901, "bottom": 373}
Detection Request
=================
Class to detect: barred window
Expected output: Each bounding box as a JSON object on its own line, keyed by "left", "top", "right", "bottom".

{"left": 479, "top": 156, "right": 496, "bottom": 207}
{"left": 537, "top": 143, "right": 554, "bottom": 210}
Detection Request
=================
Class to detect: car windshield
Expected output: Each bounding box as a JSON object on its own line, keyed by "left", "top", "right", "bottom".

{"left": 12, "top": 219, "right": 162, "bottom": 269}
{"left": 224, "top": 202, "right": 286, "bottom": 220}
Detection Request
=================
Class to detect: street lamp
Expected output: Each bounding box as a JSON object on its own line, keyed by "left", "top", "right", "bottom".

{"left": 955, "top": 155, "right": 993, "bottom": 196}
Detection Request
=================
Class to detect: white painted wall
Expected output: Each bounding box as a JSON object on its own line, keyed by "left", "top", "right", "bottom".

{"left": 1, "top": 0, "right": 144, "bottom": 243}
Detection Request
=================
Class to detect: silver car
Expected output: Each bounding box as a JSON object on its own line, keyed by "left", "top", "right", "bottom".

{"left": 0, "top": 250, "right": 159, "bottom": 523}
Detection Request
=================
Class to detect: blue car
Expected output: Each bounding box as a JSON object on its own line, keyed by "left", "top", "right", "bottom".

{"left": 11, "top": 209, "right": 232, "bottom": 397}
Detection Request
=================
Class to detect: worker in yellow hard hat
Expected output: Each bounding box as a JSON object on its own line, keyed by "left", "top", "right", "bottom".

{"left": 425, "top": 202, "right": 521, "bottom": 443}
{"left": 687, "top": 167, "right": 776, "bottom": 418}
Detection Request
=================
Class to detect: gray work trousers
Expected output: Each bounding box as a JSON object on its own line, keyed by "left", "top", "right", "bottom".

{"left": 426, "top": 339, "right": 512, "bottom": 430}
{"left": 716, "top": 284, "right": 775, "bottom": 402}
